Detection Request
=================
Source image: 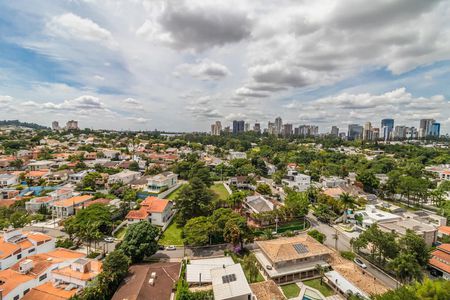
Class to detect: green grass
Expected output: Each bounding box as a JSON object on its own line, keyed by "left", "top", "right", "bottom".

{"left": 114, "top": 226, "right": 127, "bottom": 240}
{"left": 281, "top": 283, "right": 300, "bottom": 299}
{"left": 166, "top": 184, "right": 185, "bottom": 200}
{"left": 303, "top": 279, "right": 335, "bottom": 297}
{"left": 159, "top": 221, "right": 184, "bottom": 246}
{"left": 228, "top": 252, "right": 264, "bottom": 283}
{"left": 211, "top": 183, "right": 230, "bottom": 200}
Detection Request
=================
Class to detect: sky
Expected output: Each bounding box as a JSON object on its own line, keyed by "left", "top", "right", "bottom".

{"left": 0, "top": 0, "right": 450, "bottom": 133}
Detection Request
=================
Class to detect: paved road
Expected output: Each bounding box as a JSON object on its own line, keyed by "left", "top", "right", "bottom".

{"left": 307, "top": 213, "right": 398, "bottom": 290}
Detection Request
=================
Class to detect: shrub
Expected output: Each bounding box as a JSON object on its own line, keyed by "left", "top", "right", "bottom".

{"left": 340, "top": 251, "right": 356, "bottom": 261}
{"left": 307, "top": 229, "right": 326, "bottom": 244}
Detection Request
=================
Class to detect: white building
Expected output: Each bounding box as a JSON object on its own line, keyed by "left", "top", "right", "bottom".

{"left": 27, "top": 161, "right": 53, "bottom": 171}
{"left": 107, "top": 170, "right": 140, "bottom": 185}
{"left": 0, "top": 173, "right": 18, "bottom": 187}
{"left": 210, "top": 263, "right": 253, "bottom": 300}
{"left": 69, "top": 170, "right": 94, "bottom": 183}
{"left": 25, "top": 188, "right": 73, "bottom": 213}
{"left": 321, "top": 176, "right": 346, "bottom": 188}
{"left": 186, "top": 257, "right": 235, "bottom": 284}
{"left": 354, "top": 205, "right": 402, "bottom": 228}
{"left": 52, "top": 195, "right": 94, "bottom": 218}
{"left": 0, "top": 229, "right": 55, "bottom": 270}
{"left": 282, "top": 170, "right": 311, "bottom": 191}
{"left": 146, "top": 172, "right": 178, "bottom": 193}
{"left": 228, "top": 151, "right": 247, "bottom": 160}
{"left": 125, "top": 197, "right": 174, "bottom": 227}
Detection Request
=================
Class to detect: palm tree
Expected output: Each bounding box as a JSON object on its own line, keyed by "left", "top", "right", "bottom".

{"left": 339, "top": 193, "right": 356, "bottom": 223}
{"left": 315, "top": 264, "right": 326, "bottom": 285}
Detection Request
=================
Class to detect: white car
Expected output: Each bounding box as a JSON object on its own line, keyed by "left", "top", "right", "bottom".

{"left": 353, "top": 257, "right": 367, "bottom": 269}
{"left": 166, "top": 245, "right": 176, "bottom": 251}
{"left": 104, "top": 237, "right": 115, "bottom": 243}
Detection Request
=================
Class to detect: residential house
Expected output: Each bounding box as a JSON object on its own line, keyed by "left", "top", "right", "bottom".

{"left": 255, "top": 235, "right": 333, "bottom": 283}
{"left": 186, "top": 257, "right": 235, "bottom": 284}
{"left": 210, "top": 263, "right": 253, "bottom": 300}
{"left": 25, "top": 188, "right": 73, "bottom": 213}
{"left": 0, "top": 228, "right": 55, "bottom": 270}
{"left": 125, "top": 197, "right": 174, "bottom": 227}
{"left": 108, "top": 170, "right": 141, "bottom": 185}
{"left": 229, "top": 176, "right": 253, "bottom": 190}
{"left": 0, "top": 248, "right": 84, "bottom": 300}
{"left": 101, "top": 149, "right": 121, "bottom": 160}
{"left": 44, "top": 170, "right": 73, "bottom": 184}
{"left": 0, "top": 174, "right": 18, "bottom": 187}
{"left": 228, "top": 151, "right": 247, "bottom": 160}
{"left": 146, "top": 172, "right": 178, "bottom": 193}
{"left": 324, "top": 271, "right": 368, "bottom": 299}
{"left": 51, "top": 258, "right": 102, "bottom": 289}
{"left": 321, "top": 176, "right": 346, "bottom": 188}
{"left": 353, "top": 205, "right": 402, "bottom": 228}
{"left": 428, "top": 244, "right": 450, "bottom": 280}
{"left": 245, "top": 195, "right": 274, "bottom": 215}
{"left": 438, "top": 226, "right": 450, "bottom": 240}
{"left": 69, "top": 170, "right": 94, "bottom": 184}
{"left": 27, "top": 161, "right": 53, "bottom": 171}
{"left": 52, "top": 195, "right": 94, "bottom": 218}
{"left": 282, "top": 170, "right": 310, "bottom": 192}
{"left": 378, "top": 219, "right": 437, "bottom": 246}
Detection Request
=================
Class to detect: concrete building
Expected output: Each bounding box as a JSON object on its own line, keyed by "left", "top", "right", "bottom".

{"left": 51, "top": 121, "right": 60, "bottom": 131}
{"left": 52, "top": 195, "right": 94, "bottom": 218}
{"left": 211, "top": 121, "right": 222, "bottom": 136}
{"left": 107, "top": 170, "right": 140, "bottom": 185}
{"left": 186, "top": 257, "right": 235, "bottom": 284}
{"left": 233, "top": 120, "right": 245, "bottom": 135}
{"left": 125, "top": 196, "right": 174, "bottom": 226}
{"left": 295, "top": 125, "right": 319, "bottom": 137}
{"left": 378, "top": 219, "right": 437, "bottom": 246}
{"left": 0, "top": 174, "right": 18, "bottom": 187}
{"left": 428, "top": 244, "right": 450, "bottom": 280}
{"left": 211, "top": 263, "right": 253, "bottom": 300}
{"left": 253, "top": 123, "right": 261, "bottom": 133}
{"left": 275, "top": 117, "right": 283, "bottom": 135}
{"left": 255, "top": 235, "right": 333, "bottom": 284}
{"left": 27, "top": 160, "right": 53, "bottom": 171}
{"left": 331, "top": 126, "right": 339, "bottom": 136}
{"left": 282, "top": 170, "right": 310, "bottom": 192}
{"left": 381, "top": 118, "right": 394, "bottom": 140}
{"left": 419, "top": 119, "right": 435, "bottom": 138}
{"left": 282, "top": 124, "right": 293, "bottom": 137}
{"left": 146, "top": 172, "right": 178, "bottom": 193}
{"left": 65, "top": 120, "right": 79, "bottom": 130}
{"left": 354, "top": 205, "right": 402, "bottom": 228}
{"left": 347, "top": 124, "right": 363, "bottom": 140}
{"left": 68, "top": 170, "right": 93, "bottom": 183}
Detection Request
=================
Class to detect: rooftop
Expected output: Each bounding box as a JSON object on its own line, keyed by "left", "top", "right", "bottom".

{"left": 186, "top": 257, "right": 235, "bottom": 283}
{"left": 53, "top": 195, "right": 94, "bottom": 207}
{"left": 325, "top": 270, "right": 368, "bottom": 299}
{"left": 140, "top": 196, "right": 171, "bottom": 213}
{"left": 211, "top": 263, "right": 252, "bottom": 300}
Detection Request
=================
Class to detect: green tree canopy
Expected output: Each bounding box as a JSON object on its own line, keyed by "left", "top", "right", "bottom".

{"left": 119, "top": 221, "right": 160, "bottom": 263}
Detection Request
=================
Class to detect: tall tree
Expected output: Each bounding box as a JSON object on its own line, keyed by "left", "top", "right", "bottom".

{"left": 339, "top": 193, "right": 356, "bottom": 223}
{"left": 119, "top": 221, "right": 159, "bottom": 263}
{"left": 388, "top": 252, "right": 422, "bottom": 284}
{"left": 183, "top": 217, "right": 213, "bottom": 246}
{"left": 176, "top": 177, "right": 214, "bottom": 225}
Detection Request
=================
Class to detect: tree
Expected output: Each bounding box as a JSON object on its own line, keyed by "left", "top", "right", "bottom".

{"left": 242, "top": 253, "right": 259, "bottom": 282}
{"left": 176, "top": 177, "right": 214, "bottom": 225}
{"left": 388, "top": 252, "right": 422, "bottom": 283}
{"left": 81, "top": 172, "right": 102, "bottom": 190}
{"left": 223, "top": 215, "right": 254, "bottom": 249}
{"left": 315, "top": 264, "right": 326, "bottom": 285}
{"left": 10, "top": 211, "right": 29, "bottom": 228}
{"left": 183, "top": 217, "right": 213, "bottom": 246}
{"left": 102, "top": 250, "right": 131, "bottom": 285}
{"left": 356, "top": 170, "right": 380, "bottom": 193}
{"left": 339, "top": 193, "right": 356, "bottom": 223}
{"left": 226, "top": 191, "right": 246, "bottom": 209}
{"left": 9, "top": 159, "right": 23, "bottom": 170}
{"left": 398, "top": 230, "right": 430, "bottom": 267}
{"left": 256, "top": 183, "right": 272, "bottom": 195}
{"left": 374, "top": 278, "right": 450, "bottom": 300}
{"left": 128, "top": 161, "right": 140, "bottom": 171}
{"left": 308, "top": 229, "right": 326, "bottom": 244}
{"left": 284, "top": 191, "right": 309, "bottom": 217}
{"left": 119, "top": 221, "right": 160, "bottom": 263}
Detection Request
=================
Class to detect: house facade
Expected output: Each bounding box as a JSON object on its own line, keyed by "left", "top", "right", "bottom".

{"left": 146, "top": 172, "right": 178, "bottom": 193}
{"left": 125, "top": 196, "right": 173, "bottom": 226}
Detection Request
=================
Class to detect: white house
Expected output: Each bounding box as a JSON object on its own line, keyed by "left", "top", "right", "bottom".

{"left": 282, "top": 170, "right": 311, "bottom": 191}
{"left": 228, "top": 151, "right": 247, "bottom": 160}
{"left": 146, "top": 172, "right": 178, "bottom": 193}
{"left": 0, "top": 174, "right": 18, "bottom": 187}
{"left": 51, "top": 195, "right": 94, "bottom": 218}
{"left": 210, "top": 263, "right": 253, "bottom": 300}
{"left": 125, "top": 196, "right": 174, "bottom": 227}
{"left": 107, "top": 170, "right": 140, "bottom": 185}
{"left": 25, "top": 188, "right": 73, "bottom": 213}
{"left": 354, "top": 205, "right": 402, "bottom": 228}
{"left": 69, "top": 170, "right": 94, "bottom": 183}
{"left": 27, "top": 160, "right": 53, "bottom": 171}
{"left": 0, "top": 228, "right": 55, "bottom": 270}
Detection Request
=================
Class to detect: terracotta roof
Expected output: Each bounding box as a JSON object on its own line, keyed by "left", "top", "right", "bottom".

{"left": 26, "top": 170, "right": 49, "bottom": 178}
{"left": 0, "top": 269, "right": 34, "bottom": 296}
{"left": 250, "top": 281, "right": 286, "bottom": 300}
{"left": 0, "top": 239, "right": 20, "bottom": 259}
{"left": 126, "top": 208, "right": 149, "bottom": 220}
{"left": 84, "top": 198, "right": 111, "bottom": 207}
{"left": 22, "top": 282, "right": 77, "bottom": 300}
{"left": 53, "top": 195, "right": 93, "bottom": 207}
{"left": 141, "top": 196, "right": 170, "bottom": 213}
{"left": 256, "top": 235, "right": 333, "bottom": 264}
{"left": 52, "top": 260, "right": 102, "bottom": 281}
{"left": 24, "top": 231, "right": 53, "bottom": 243}
{"left": 437, "top": 243, "right": 450, "bottom": 253}
{"left": 439, "top": 226, "right": 450, "bottom": 236}
{"left": 429, "top": 246, "right": 450, "bottom": 274}
{"left": 32, "top": 196, "right": 53, "bottom": 203}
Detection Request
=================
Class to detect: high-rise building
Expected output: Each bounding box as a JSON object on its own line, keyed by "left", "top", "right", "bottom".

{"left": 268, "top": 122, "right": 276, "bottom": 135}
{"left": 372, "top": 128, "right": 380, "bottom": 140}
{"left": 253, "top": 123, "right": 261, "bottom": 133}
{"left": 275, "top": 117, "right": 283, "bottom": 135}
{"left": 283, "top": 124, "right": 293, "bottom": 137}
{"left": 66, "top": 120, "right": 79, "bottom": 130}
{"left": 211, "top": 121, "right": 222, "bottom": 136}
{"left": 431, "top": 122, "right": 440, "bottom": 137}
{"left": 419, "top": 119, "right": 436, "bottom": 138}
{"left": 244, "top": 123, "right": 250, "bottom": 132}
{"left": 393, "top": 126, "right": 407, "bottom": 139}
{"left": 330, "top": 126, "right": 339, "bottom": 136}
{"left": 381, "top": 118, "right": 394, "bottom": 140}
{"left": 405, "top": 127, "right": 418, "bottom": 139}
{"left": 52, "top": 121, "right": 60, "bottom": 131}
{"left": 232, "top": 120, "right": 245, "bottom": 134}
{"left": 295, "top": 125, "right": 318, "bottom": 136}
{"left": 348, "top": 124, "right": 363, "bottom": 140}
{"left": 363, "top": 122, "right": 372, "bottom": 140}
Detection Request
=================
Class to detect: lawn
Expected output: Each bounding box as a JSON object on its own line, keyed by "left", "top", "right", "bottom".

{"left": 254, "top": 218, "right": 309, "bottom": 235}
{"left": 166, "top": 184, "right": 185, "bottom": 200}
{"left": 114, "top": 226, "right": 127, "bottom": 240}
{"left": 303, "top": 279, "right": 335, "bottom": 297}
{"left": 281, "top": 283, "right": 300, "bottom": 299}
{"left": 211, "top": 183, "right": 230, "bottom": 200}
{"left": 159, "top": 221, "right": 184, "bottom": 246}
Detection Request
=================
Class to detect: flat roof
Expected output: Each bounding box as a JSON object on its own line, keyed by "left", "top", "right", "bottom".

{"left": 186, "top": 257, "right": 234, "bottom": 283}
{"left": 325, "top": 270, "right": 368, "bottom": 299}
{"left": 211, "top": 264, "right": 252, "bottom": 300}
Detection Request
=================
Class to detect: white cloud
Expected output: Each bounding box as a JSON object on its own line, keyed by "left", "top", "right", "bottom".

{"left": 124, "top": 98, "right": 141, "bottom": 105}
{"left": 175, "top": 59, "right": 230, "bottom": 80}
{"left": 0, "top": 95, "right": 13, "bottom": 103}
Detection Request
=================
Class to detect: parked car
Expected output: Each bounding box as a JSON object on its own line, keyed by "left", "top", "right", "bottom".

{"left": 158, "top": 245, "right": 165, "bottom": 250}
{"left": 104, "top": 237, "right": 115, "bottom": 243}
{"left": 166, "top": 245, "right": 176, "bottom": 251}
{"left": 353, "top": 257, "right": 367, "bottom": 269}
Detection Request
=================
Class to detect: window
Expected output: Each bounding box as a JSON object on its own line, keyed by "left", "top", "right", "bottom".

{"left": 17, "top": 254, "right": 22, "bottom": 260}
{"left": 39, "top": 273, "right": 47, "bottom": 281}
{"left": 28, "top": 248, "right": 35, "bottom": 253}
{"left": 24, "top": 288, "right": 30, "bottom": 295}
{"left": 14, "top": 296, "right": 19, "bottom": 300}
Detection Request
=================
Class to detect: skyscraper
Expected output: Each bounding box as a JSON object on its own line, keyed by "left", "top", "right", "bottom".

{"left": 66, "top": 120, "right": 79, "bottom": 130}
{"left": 419, "top": 119, "right": 436, "bottom": 138}
{"left": 244, "top": 123, "right": 250, "bottom": 132}
{"left": 253, "top": 123, "right": 261, "bottom": 133}
{"left": 381, "top": 118, "right": 394, "bottom": 140}
{"left": 348, "top": 124, "right": 363, "bottom": 140}
{"left": 363, "top": 122, "right": 372, "bottom": 141}
{"left": 331, "top": 126, "right": 339, "bottom": 136}
{"left": 210, "top": 121, "right": 222, "bottom": 135}
{"left": 283, "top": 123, "right": 293, "bottom": 137}
{"left": 232, "top": 120, "right": 245, "bottom": 134}
{"left": 52, "top": 121, "right": 60, "bottom": 131}
{"left": 431, "top": 122, "right": 441, "bottom": 137}
{"left": 268, "top": 122, "right": 276, "bottom": 135}
{"left": 275, "top": 117, "right": 283, "bottom": 135}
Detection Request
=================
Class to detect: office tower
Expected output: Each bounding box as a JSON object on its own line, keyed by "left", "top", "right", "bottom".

{"left": 371, "top": 128, "right": 380, "bottom": 140}
{"left": 268, "top": 122, "right": 276, "bottom": 135}
{"left": 232, "top": 120, "right": 245, "bottom": 134}
{"left": 393, "top": 126, "right": 407, "bottom": 139}
{"left": 210, "top": 121, "right": 222, "bottom": 136}
{"left": 244, "top": 123, "right": 250, "bottom": 132}
{"left": 253, "top": 123, "right": 261, "bottom": 133}
{"left": 348, "top": 124, "right": 363, "bottom": 140}
{"left": 295, "top": 125, "right": 318, "bottom": 136}
{"left": 381, "top": 118, "right": 394, "bottom": 140}
{"left": 275, "top": 117, "right": 283, "bottom": 135}
{"left": 66, "top": 120, "right": 79, "bottom": 130}
{"left": 419, "top": 119, "right": 436, "bottom": 138}
{"left": 363, "top": 122, "right": 372, "bottom": 141}
{"left": 52, "top": 121, "right": 60, "bottom": 131}
{"left": 405, "top": 127, "right": 418, "bottom": 139}
{"left": 283, "top": 123, "right": 293, "bottom": 137}
{"left": 431, "top": 122, "right": 440, "bottom": 137}
{"left": 331, "top": 126, "right": 339, "bottom": 136}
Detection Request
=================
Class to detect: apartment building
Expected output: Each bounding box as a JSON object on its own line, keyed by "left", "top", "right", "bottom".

{"left": 52, "top": 195, "right": 94, "bottom": 218}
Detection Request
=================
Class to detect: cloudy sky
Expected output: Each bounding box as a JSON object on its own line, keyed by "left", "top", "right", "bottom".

{"left": 1, "top": 0, "right": 449, "bottom": 133}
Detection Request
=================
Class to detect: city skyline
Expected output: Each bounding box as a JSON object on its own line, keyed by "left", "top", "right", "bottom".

{"left": 0, "top": 1, "right": 449, "bottom": 133}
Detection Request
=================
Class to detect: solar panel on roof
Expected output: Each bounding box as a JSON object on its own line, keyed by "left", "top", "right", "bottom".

{"left": 293, "top": 243, "right": 309, "bottom": 254}
{"left": 222, "top": 273, "right": 237, "bottom": 284}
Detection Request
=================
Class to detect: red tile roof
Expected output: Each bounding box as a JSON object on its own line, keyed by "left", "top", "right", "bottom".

{"left": 141, "top": 196, "right": 170, "bottom": 213}
{"left": 439, "top": 226, "right": 450, "bottom": 236}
